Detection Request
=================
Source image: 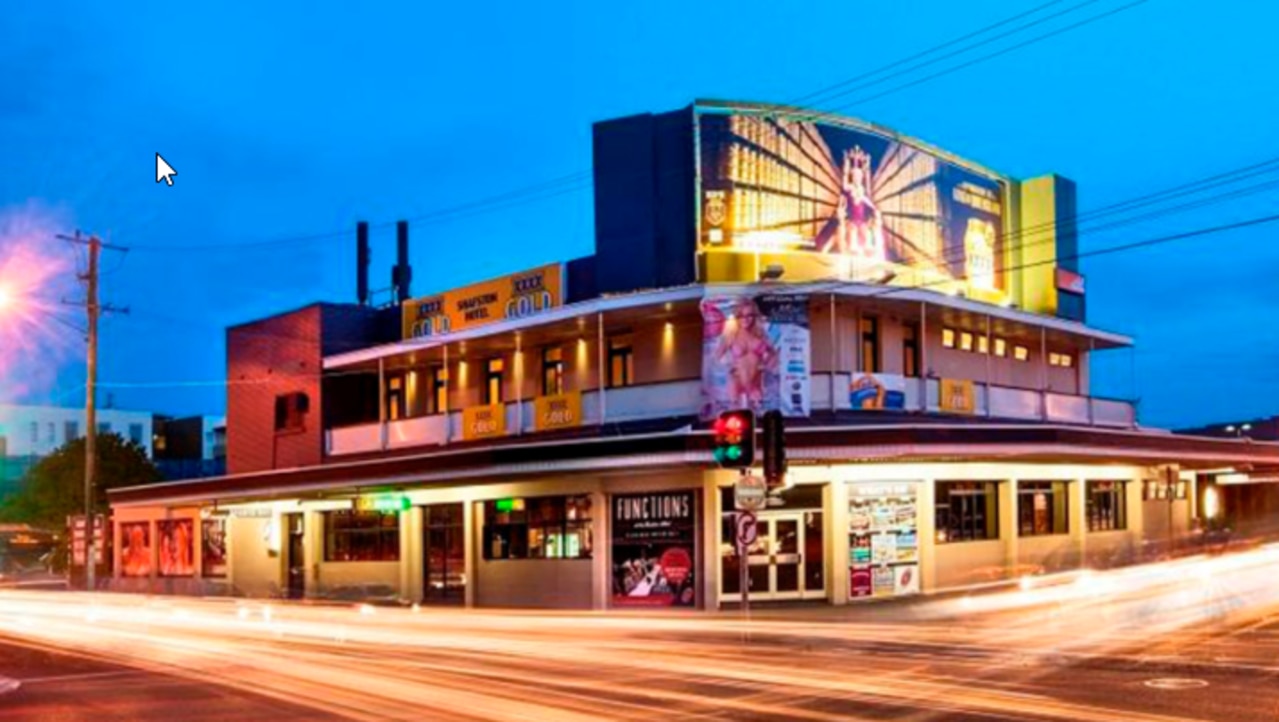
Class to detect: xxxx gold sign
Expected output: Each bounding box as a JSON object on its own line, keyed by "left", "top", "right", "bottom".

{"left": 403, "top": 263, "right": 563, "bottom": 339}
{"left": 461, "top": 404, "right": 506, "bottom": 441}
{"left": 939, "top": 378, "right": 976, "bottom": 415}
{"left": 534, "top": 392, "right": 582, "bottom": 432}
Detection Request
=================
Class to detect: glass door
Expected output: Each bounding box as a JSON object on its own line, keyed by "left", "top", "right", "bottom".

{"left": 284, "top": 513, "right": 305, "bottom": 600}
{"left": 423, "top": 503, "right": 465, "bottom": 604}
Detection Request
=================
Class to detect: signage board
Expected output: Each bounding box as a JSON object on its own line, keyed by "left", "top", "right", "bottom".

{"left": 939, "top": 378, "right": 976, "bottom": 415}
{"left": 611, "top": 491, "right": 699, "bottom": 608}
{"left": 402, "top": 263, "right": 564, "bottom": 339}
{"left": 461, "top": 404, "right": 506, "bottom": 441}
{"left": 735, "top": 510, "right": 758, "bottom": 548}
{"left": 1056, "top": 268, "right": 1086, "bottom": 295}
{"left": 850, "top": 374, "right": 907, "bottom": 410}
{"left": 356, "top": 494, "right": 411, "bottom": 513}
{"left": 734, "top": 475, "right": 767, "bottom": 511}
{"left": 533, "top": 391, "right": 582, "bottom": 432}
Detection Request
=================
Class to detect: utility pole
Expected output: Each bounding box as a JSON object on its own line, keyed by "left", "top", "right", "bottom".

{"left": 59, "top": 231, "right": 128, "bottom": 592}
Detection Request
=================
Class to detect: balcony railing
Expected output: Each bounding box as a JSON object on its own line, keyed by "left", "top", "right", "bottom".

{"left": 326, "top": 375, "right": 1135, "bottom": 456}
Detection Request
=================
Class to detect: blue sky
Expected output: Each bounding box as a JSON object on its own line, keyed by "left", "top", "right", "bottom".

{"left": 1, "top": 0, "right": 1275, "bottom": 428}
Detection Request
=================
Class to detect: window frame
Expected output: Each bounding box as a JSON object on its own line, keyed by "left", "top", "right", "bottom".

{"left": 542, "top": 346, "right": 565, "bottom": 396}
{"left": 607, "top": 337, "right": 634, "bottom": 389}
{"left": 942, "top": 328, "right": 957, "bottom": 349}
{"left": 1017, "top": 481, "right": 1070, "bottom": 537}
{"left": 1013, "top": 345, "right": 1030, "bottom": 362}
{"left": 484, "top": 358, "right": 505, "bottom": 405}
{"left": 323, "top": 509, "right": 401, "bottom": 562}
{"left": 902, "top": 323, "right": 920, "bottom": 378}
{"left": 482, "top": 495, "right": 593, "bottom": 561}
{"left": 1086, "top": 481, "right": 1127, "bottom": 532}
{"left": 860, "top": 315, "right": 881, "bottom": 373}
{"left": 935, "top": 481, "right": 1000, "bottom": 543}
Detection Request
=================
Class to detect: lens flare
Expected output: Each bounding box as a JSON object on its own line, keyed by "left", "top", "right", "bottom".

{"left": 0, "top": 204, "right": 76, "bottom": 401}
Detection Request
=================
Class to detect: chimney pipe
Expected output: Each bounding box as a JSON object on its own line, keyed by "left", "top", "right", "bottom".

{"left": 356, "top": 221, "right": 371, "bottom": 306}
{"left": 394, "top": 220, "right": 412, "bottom": 304}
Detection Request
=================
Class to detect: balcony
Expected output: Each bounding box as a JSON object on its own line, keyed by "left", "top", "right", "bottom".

{"left": 325, "top": 375, "right": 1134, "bottom": 457}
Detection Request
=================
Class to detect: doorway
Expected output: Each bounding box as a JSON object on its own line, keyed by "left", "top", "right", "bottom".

{"left": 283, "top": 513, "right": 305, "bottom": 600}
{"left": 423, "top": 503, "right": 465, "bottom": 604}
{"left": 720, "top": 484, "right": 826, "bottom": 603}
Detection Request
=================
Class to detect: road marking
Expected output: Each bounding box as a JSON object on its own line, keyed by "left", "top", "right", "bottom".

{"left": 1143, "top": 678, "right": 1210, "bottom": 691}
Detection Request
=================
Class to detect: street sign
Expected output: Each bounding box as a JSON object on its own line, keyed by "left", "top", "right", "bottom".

{"left": 734, "top": 475, "right": 767, "bottom": 511}
{"left": 736, "top": 511, "right": 758, "bottom": 548}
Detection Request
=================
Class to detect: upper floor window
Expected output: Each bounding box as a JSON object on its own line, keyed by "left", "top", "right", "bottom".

{"left": 1013, "top": 345, "right": 1030, "bottom": 362}
{"left": 902, "top": 323, "right": 920, "bottom": 378}
{"left": 942, "top": 328, "right": 956, "bottom": 349}
{"left": 860, "top": 316, "right": 881, "bottom": 373}
{"left": 484, "top": 358, "right": 505, "bottom": 405}
{"left": 542, "top": 347, "right": 564, "bottom": 396}
{"left": 1086, "top": 481, "right": 1127, "bottom": 532}
{"left": 977, "top": 335, "right": 989, "bottom": 355}
{"left": 29, "top": 422, "right": 38, "bottom": 444}
{"left": 98, "top": 422, "right": 112, "bottom": 435}
{"left": 429, "top": 366, "right": 448, "bottom": 415}
{"left": 274, "top": 392, "right": 310, "bottom": 432}
{"left": 1049, "top": 352, "right": 1074, "bottom": 368}
{"left": 608, "top": 336, "right": 634, "bottom": 388}
{"left": 65, "top": 421, "right": 79, "bottom": 442}
{"left": 385, "top": 373, "right": 406, "bottom": 421}
{"left": 1018, "top": 481, "right": 1069, "bottom": 536}
{"left": 935, "top": 481, "right": 1000, "bottom": 543}
{"left": 128, "top": 423, "right": 144, "bottom": 445}
{"left": 959, "top": 332, "right": 974, "bottom": 352}
{"left": 994, "top": 338, "right": 1007, "bottom": 357}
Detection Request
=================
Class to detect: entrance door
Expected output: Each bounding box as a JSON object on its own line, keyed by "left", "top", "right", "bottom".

{"left": 283, "top": 513, "right": 305, "bottom": 600}
{"left": 723, "top": 511, "right": 826, "bottom": 602}
{"left": 423, "top": 503, "right": 465, "bottom": 604}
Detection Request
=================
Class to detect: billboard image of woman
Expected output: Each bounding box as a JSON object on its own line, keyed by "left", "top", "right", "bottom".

{"left": 702, "top": 295, "right": 810, "bottom": 420}
{"left": 158, "top": 519, "right": 194, "bottom": 577}
{"left": 120, "top": 522, "right": 152, "bottom": 577}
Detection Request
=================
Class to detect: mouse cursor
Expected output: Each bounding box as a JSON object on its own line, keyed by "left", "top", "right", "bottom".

{"left": 155, "top": 153, "right": 177, "bottom": 186}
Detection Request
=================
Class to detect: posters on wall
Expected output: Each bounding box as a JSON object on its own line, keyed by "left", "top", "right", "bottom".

{"left": 202, "top": 518, "right": 228, "bottom": 577}
{"left": 697, "top": 110, "right": 1007, "bottom": 301}
{"left": 701, "top": 295, "right": 810, "bottom": 420}
{"left": 120, "top": 522, "right": 152, "bottom": 577}
{"left": 850, "top": 374, "right": 906, "bottom": 411}
{"left": 157, "top": 519, "right": 195, "bottom": 577}
{"left": 848, "top": 483, "right": 919, "bottom": 599}
{"left": 611, "top": 491, "right": 699, "bottom": 608}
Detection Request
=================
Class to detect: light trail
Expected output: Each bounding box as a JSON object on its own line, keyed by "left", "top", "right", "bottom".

{"left": 1, "top": 546, "right": 1278, "bottom": 721}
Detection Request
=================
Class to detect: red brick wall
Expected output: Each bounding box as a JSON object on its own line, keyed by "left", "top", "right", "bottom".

{"left": 226, "top": 306, "right": 324, "bottom": 475}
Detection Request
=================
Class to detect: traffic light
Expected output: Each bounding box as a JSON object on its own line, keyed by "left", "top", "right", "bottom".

{"left": 712, "top": 410, "right": 755, "bottom": 468}
{"left": 762, "top": 410, "right": 787, "bottom": 488}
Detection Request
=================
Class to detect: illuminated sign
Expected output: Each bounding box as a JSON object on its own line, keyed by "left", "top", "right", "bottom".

{"left": 939, "top": 378, "right": 976, "bottom": 415}
{"left": 356, "top": 494, "right": 411, "bottom": 513}
{"left": 534, "top": 391, "right": 582, "bottom": 432}
{"left": 402, "top": 263, "right": 563, "bottom": 339}
{"left": 461, "top": 404, "right": 506, "bottom": 441}
{"left": 697, "top": 108, "right": 1009, "bottom": 303}
{"left": 1056, "top": 268, "right": 1086, "bottom": 295}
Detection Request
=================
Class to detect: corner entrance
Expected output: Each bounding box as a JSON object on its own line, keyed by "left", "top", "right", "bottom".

{"left": 720, "top": 485, "right": 826, "bottom": 603}
{"left": 422, "top": 503, "right": 465, "bottom": 604}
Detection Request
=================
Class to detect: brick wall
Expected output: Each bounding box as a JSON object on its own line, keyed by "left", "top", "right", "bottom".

{"left": 226, "top": 306, "right": 324, "bottom": 475}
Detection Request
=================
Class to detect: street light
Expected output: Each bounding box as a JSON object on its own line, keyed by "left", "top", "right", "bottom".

{"left": 0, "top": 283, "right": 12, "bottom": 311}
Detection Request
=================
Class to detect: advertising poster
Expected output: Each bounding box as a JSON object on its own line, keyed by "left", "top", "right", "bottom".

{"left": 611, "top": 491, "right": 698, "bottom": 608}
{"left": 849, "top": 483, "right": 921, "bottom": 601}
{"left": 894, "top": 565, "right": 921, "bottom": 595}
{"left": 940, "top": 378, "right": 976, "bottom": 415}
{"left": 534, "top": 391, "right": 582, "bottom": 432}
{"left": 403, "top": 263, "right": 563, "bottom": 339}
{"left": 202, "top": 518, "right": 228, "bottom": 578}
{"left": 872, "top": 566, "right": 896, "bottom": 596}
{"left": 461, "top": 404, "right": 506, "bottom": 441}
{"left": 850, "top": 374, "right": 906, "bottom": 410}
{"left": 157, "top": 519, "right": 195, "bottom": 577}
{"left": 120, "top": 522, "right": 152, "bottom": 577}
{"left": 698, "top": 110, "right": 1007, "bottom": 301}
{"left": 850, "top": 565, "right": 873, "bottom": 598}
{"left": 700, "top": 294, "right": 810, "bottom": 420}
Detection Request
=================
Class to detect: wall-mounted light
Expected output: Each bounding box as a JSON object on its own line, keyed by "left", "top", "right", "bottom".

{"left": 759, "top": 264, "right": 785, "bottom": 282}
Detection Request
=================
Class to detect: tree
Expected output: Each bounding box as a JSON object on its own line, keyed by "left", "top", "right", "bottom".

{"left": 0, "top": 433, "right": 162, "bottom": 529}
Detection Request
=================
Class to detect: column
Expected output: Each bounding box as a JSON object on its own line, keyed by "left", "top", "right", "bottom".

{"left": 829, "top": 294, "right": 838, "bottom": 412}
{"left": 918, "top": 479, "right": 938, "bottom": 593}
{"left": 401, "top": 506, "right": 423, "bottom": 603}
{"left": 304, "top": 510, "right": 322, "bottom": 598}
{"left": 515, "top": 333, "right": 524, "bottom": 435}
{"left": 377, "top": 357, "right": 388, "bottom": 450}
{"left": 591, "top": 489, "right": 609, "bottom": 611}
{"left": 463, "top": 498, "right": 477, "bottom": 608}
{"left": 597, "top": 312, "right": 607, "bottom": 423}
{"left": 828, "top": 479, "right": 850, "bottom": 605}
{"left": 701, "top": 470, "right": 730, "bottom": 611}
{"left": 1071, "top": 478, "right": 1087, "bottom": 569}
{"left": 1001, "top": 479, "right": 1019, "bottom": 574}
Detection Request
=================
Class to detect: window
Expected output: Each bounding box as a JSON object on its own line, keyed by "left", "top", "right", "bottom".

{"left": 942, "top": 328, "right": 957, "bottom": 349}
{"left": 274, "top": 392, "right": 310, "bottom": 432}
{"left": 385, "top": 374, "right": 406, "bottom": 421}
{"left": 542, "top": 346, "right": 564, "bottom": 396}
{"left": 1086, "top": 481, "right": 1127, "bottom": 532}
{"left": 608, "top": 336, "right": 634, "bottom": 388}
{"left": 903, "top": 323, "right": 920, "bottom": 378}
{"left": 935, "top": 481, "right": 1000, "bottom": 543}
{"left": 128, "top": 423, "right": 144, "bottom": 445}
{"left": 994, "top": 338, "right": 1007, "bottom": 357}
{"left": 977, "top": 335, "right": 989, "bottom": 354}
{"left": 959, "top": 332, "right": 974, "bottom": 352}
{"left": 30, "top": 422, "right": 38, "bottom": 443}
{"left": 1013, "top": 345, "right": 1030, "bottom": 362}
{"left": 859, "top": 316, "right": 881, "bottom": 373}
{"left": 98, "top": 422, "right": 112, "bottom": 435}
{"left": 46, "top": 423, "right": 55, "bottom": 444}
{"left": 429, "top": 366, "right": 448, "bottom": 415}
{"left": 482, "top": 495, "right": 593, "bottom": 560}
{"left": 1049, "top": 352, "right": 1074, "bottom": 368}
{"left": 324, "top": 510, "right": 401, "bottom": 562}
{"left": 1018, "top": 481, "right": 1070, "bottom": 536}
{"left": 65, "top": 421, "right": 79, "bottom": 442}
{"left": 484, "top": 358, "right": 505, "bottom": 404}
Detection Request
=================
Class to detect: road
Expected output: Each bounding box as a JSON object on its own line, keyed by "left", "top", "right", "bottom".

{"left": 1, "top": 546, "right": 1278, "bottom": 721}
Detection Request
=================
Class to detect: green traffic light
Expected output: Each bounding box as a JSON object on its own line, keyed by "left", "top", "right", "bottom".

{"left": 713, "top": 448, "right": 725, "bottom": 463}
{"left": 727, "top": 446, "right": 742, "bottom": 460}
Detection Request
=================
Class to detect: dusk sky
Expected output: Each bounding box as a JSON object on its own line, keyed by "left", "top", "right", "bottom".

{"left": 1, "top": 0, "right": 1275, "bottom": 428}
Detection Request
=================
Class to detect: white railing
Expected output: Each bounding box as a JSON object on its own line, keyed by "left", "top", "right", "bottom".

{"left": 327, "top": 376, "right": 1138, "bottom": 456}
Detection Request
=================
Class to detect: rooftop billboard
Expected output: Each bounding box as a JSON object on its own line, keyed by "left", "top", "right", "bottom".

{"left": 697, "top": 107, "right": 1008, "bottom": 302}
{"left": 402, "top": 263, "right": 564, "bottom": 340}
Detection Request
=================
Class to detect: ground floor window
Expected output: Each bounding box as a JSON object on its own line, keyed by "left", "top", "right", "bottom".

{"left": 324, "top": 510, "right": 400, "bottom": 562}
{"left": 1018, "top": 481, "right": 1070, "bottom": 536}
{"left": 935, "top": 481, "right": 999, "bottom": 543}
{"left": 1087, "top": 481, "right": 1127, "bottom": 532}
{"left": 483, "top": 495, "right": 592, "bottom": 560}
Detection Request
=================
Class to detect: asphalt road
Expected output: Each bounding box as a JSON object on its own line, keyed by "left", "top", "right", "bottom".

{"left": 0, "top": 548, "right": 1276, "bottom": 721}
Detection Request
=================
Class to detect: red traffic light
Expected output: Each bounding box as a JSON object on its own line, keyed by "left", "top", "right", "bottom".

{"left": 712, "top": 410, "right": 755, "bottom": 469}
